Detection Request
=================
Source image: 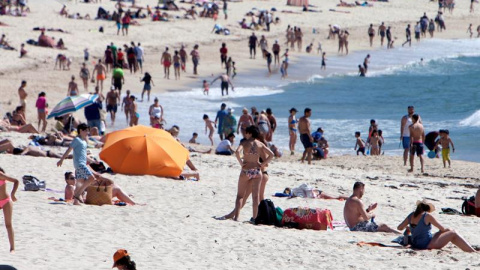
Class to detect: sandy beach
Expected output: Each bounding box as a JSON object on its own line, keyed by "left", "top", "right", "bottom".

{"left": 1, "top": 0, "right": 480, "bottom": 269}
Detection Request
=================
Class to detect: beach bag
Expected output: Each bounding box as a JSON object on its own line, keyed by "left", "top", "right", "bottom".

{"left": 282, "top": 207, "right": 333, "bottom": 230}
{"left": 255, "top": 199, "right": 277, "bottom": 226}
{"left": 462, "top": 196, "right": 476, "bottom": 215}
{"left": 85, "top": 181, "right": 112, "bottom": 206}
{"left": 22, "top": 175, "right": 46, "bottom": 191}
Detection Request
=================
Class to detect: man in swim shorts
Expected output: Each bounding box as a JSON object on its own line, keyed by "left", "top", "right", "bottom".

{"left": 112, "top": 65, "right": 124, "bottom": 95}
{"left": 400, "top": 106, "right": 421, "bottom": 166}
{"left": 106, "top": 86, "right": 119, "bottom": 126}
{"left": 298, "top": 108, "right": 313, "bottom": 165}
{"left": 161, "top": 47, "right": 172, "bottom": 79}
{"left": 211, "top": 74, "right": 234, "bottom": 96}
{"left": 93, "top": 59, "right": 107, "bottom": 92}
{"left": 378, "top": 22, "right": 386, "bottom": 46}
{"left": 408, "top": 114, "right": 425, "bottom": 173}
{"left": 344, "top": 182, "right": 400, "bottom": 233}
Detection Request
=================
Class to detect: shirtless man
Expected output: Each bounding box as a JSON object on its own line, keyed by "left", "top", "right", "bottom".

{"left": 368, "top": 24, "right": 375, "bottom": 47}
{"left": 121, "top": 90, "right": 132, "bottom": 125}
{"left": 67, "top": 76, "right": 79, "bottom": 96}
{"left": 363, "top": 54, "right": 370, "bottom": 74}
{"left": 211, "top": 74, "right": 234, "bottom": 96}
{"left": 93, "top": 59, "right": 107, "bottom": 92}
{"left": 378, "top": 22, "right": 386, "bottom": 46}
{"left": 408, "top": 114, "right": 425, "bottom": 173}
{"left": 400, "top": 106, "right": 421, "bottom": 166}
{"left": 298, "top": 108, "right": 313, "bottom": 165}
{"left": 106, "top": 86, "right": 120, "bottom": 126}
{"left": 344, "top": 182, "right": 400, "bottom": 233}
{"left": 17, "top": 80, "right": 27, "bottom": 119}
{"left": 161, "top": 47, "right": 172, "bottom": 79}
{"left": 272, "top": 40, "right": 280, "bottom": 66}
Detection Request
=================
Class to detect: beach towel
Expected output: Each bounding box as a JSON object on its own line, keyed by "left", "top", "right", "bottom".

{"left": 282, "top": 207, "right": 333, "bottom": 230}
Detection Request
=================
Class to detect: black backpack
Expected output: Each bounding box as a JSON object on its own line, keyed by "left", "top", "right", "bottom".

{"left": 255, "top": 199, "right": 277, "bottom": 226}
{"left": 461, "top": 196, "right": 476, "bottom": 215}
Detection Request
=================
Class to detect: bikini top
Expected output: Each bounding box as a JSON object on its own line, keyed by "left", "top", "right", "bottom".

{"left": 0, "top": 180, "right": 5, "bottom": 186}
{"left": 244, "top": 141, "right": 259, "bottom": 158}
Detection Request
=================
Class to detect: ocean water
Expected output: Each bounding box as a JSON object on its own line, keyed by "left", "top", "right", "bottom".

{"left": 123, "top": 38, "right": 480, "bottom": 162}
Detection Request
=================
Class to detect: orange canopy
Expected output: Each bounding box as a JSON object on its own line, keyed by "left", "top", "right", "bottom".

{"left": 99, "top": 125, "right": 189, "bottom": 177}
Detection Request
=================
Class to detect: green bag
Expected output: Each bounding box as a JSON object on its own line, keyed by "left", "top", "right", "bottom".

{"left": 275, "top": 207, "right": 284, "bottom": 227}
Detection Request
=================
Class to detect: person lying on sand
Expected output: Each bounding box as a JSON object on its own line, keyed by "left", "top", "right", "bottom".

{"left": 397, "top": 199, "right": 477, "bottom": 252}
{"left": 344, "top": 182, "right": 400, "bottom": 233}
{"left": 0, "top": 119, "right": 38, "bottom": 133}
{"left": 16, "top": 145, "right": 72, "bottom": 159}
{"left": 64, "top": 171, "right": 136, "bottom": 205}
{"left": 282, "top": 183, "right": 348, "bottom": 200}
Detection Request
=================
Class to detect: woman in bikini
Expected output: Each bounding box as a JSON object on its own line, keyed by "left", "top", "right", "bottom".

{"left": 68, "top": 75, "right": 79, "bottom": 96}
{"left": 79, "top": 63, "right": 90, "bottom": 92}
{"left": 0, "top": 167, "right": 19, "bottom": 253}
{"left": 217, "top": 126, "right": 273, "bottom": 221}
{"left": 288, "top": 108, "right": 298, "bottom": 155}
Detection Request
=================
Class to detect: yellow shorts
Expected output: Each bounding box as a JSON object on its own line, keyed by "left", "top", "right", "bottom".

{"left": 442, "top": 148, "right": 450, "bottom": 161}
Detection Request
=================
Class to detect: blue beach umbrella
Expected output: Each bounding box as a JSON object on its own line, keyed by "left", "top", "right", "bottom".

{"left": 47, "top": 94, "right": 98, "bottom": 119}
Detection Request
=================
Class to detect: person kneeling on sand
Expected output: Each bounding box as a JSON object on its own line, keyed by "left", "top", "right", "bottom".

{"left": 64, "top": 172, "right": 136, "bottom": 205}
{"left": 397, "top": 199, "right": 477, "bottom": 252}
{"left": 344, "top": 182, "right": 400, "bottom": 233}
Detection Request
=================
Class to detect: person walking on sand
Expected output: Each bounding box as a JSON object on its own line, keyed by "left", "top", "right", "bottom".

{"left": 173, "top": 51, "right": 181, "bottom": 80}
{"left": 57, "top": 123, "right": 99, "bottom": 206}
{"left": 265, "top": 108, "right": 277, "bottom": 142}
{"left": 17, "top": 80, "right": 27, "bottom": 118}
{"left": 149, "top": 97, "right": 164, "bottom": 126}
{"left": 121, "top": 90, "right": 132, "bottom": 125}
{"left": 0, "top": 167, "right": 19, "bottom": 253}
{"left": 215, "top": 103, "right": 228, "bottom": 141}
{"left": 106, "top": 86, "right": 120, "bottom": 126}
{"left": 402, "top": 24, "right": 412, "bottom": 47}
{"left": 414, "top": 21, "right": 421, "bottom": 42}
{"left": 79, "top": 63, "right": 90, "bottom": 92}
{"left": 35, "top": 92, "right": 48, "bottom": 132}
{"left": 203, "top": 114, "right": 215, "bottom": 146}
{"left": 408, "top": 114, "right": 425, "bottom": 173}
{"left": 135, "top": 43, "right": 144, "bottom": 74}
{"left": 249, "top": 32, "right": 258, "bottom": 59}
{"left": 378, "top": 22, "right": 386, "bottom": 46}
{"left": 129, "top": 95, "right": 139, "bottom": 126}
{"left": 344, "top": 182, "right": 401, "bottom": 233}
{"left": 94, "top": 59, "right": 107, "bottom": 92}
{"left": 161, "top": 47, "right": 172, "bottom": 79}
{"left": 288, "top": 108, "right": 298, "bottom": 155}
{"left": 467, "top": 24, "right": 473, "bottom": 38}
{"left": 219, "top": 43, "right": 228, "bottom": 68}
{"left": 140, "top": 72, "right": 154, "bottom": 102}
{"left": 211, "top": 74, "right": 234, "bottom": 96}
{"left": 434, "top": 129, "right": 455, "bottom": 168}
{"left": 368, "top": 24, "right": 375, "bottom": 47}
{"left": 397, "top": 199, "right": 476, "bottom": 252}
{"left": 386, "top": 26, "right": 393, "bottom": 49}
{"left": 190, "top": 44, "right": 200, "bottom": 75}
{"left": 179, "top": 45, "right": 187, "bottom": 72}
{"left": 400, "top": 106, "right": 421, "bottom": 166}
{"left": 299, "top": 108, "right": 313, "bottom": 165}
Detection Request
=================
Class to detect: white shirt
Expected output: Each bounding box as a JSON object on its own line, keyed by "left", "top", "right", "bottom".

{"left": 402, "top": 115, "right": 413, "bottom": 137}
{"left": 135, "top": 46, "right": 144, "bottom": 60}
{"left": 414, "top": 25, "right": 421, "bottom": 33}
{"left": 216, "top": 139, "right": 232, "bottom": 152}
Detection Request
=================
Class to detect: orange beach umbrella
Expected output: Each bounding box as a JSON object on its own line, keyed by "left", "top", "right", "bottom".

{"left": 99, "top": 125, "right": 189, "bottom": 177}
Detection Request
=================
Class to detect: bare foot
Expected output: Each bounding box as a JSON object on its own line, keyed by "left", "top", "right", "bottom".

{"left": 10, "top": 249, "right": 15, "bottom": 254}
{"left": 408, "top": 169, "right": 413, "bottom": 173}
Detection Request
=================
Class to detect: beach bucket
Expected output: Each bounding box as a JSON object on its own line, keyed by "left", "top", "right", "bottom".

{"left": 427, "top": 151, "right": 436, "bottom": 159}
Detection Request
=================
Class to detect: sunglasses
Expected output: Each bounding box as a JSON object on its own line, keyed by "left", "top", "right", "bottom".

{"left": 67, "top": 177, "right": 76, "bottom": 180}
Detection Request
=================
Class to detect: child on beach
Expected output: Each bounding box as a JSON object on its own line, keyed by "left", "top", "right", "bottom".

{"left": 231, "top": 62, "right": 237, "bottom": 79}
{"left": 35, "top": 92, "right": 48, "bottom": 132}
{"left": 152, "top": 116, "right": 163, "bottom": 129}
{"left": 203, "top": 80, "right": 209, "bottom": 95}
{"left": 434, "top": 129, "right": 455, "bottom": 168}
{"left": 0, "top": 167, "right": 19, "bottom": 253}
{"left": 354, "top": 131, "right": 366, "bottom": 156}
{"left": 189, "top": 133, "right": 199, "bottom": 144}
{"left": 203, "top": 114, "right": 215, "bottom": 146}
{"left": 369, "top": 130, "right": 380, "bottom": 156}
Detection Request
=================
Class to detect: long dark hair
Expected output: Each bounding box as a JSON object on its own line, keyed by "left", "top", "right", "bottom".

{"left": 115, "top": 255, "right": 137, "bottom": 270}
{"left": 413, "top": 203, "right": 431, "bottom": 218}
{"left": 245, "top": 125, "right": 260, "bottom": 139}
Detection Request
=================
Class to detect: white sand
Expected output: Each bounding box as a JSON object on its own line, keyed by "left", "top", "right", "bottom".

{"left": 0, "top": 0, "right": 479, "bottom": 268}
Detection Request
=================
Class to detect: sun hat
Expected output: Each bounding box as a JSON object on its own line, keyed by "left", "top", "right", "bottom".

{"left": 416, "top": 199, "right": 436, "bottom": 213}
{"left": 112, "top": 249, "right": 129, "bottom": 268}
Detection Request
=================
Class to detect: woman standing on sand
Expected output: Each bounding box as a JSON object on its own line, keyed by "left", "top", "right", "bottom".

{"left": 79, "top": 63, "right": 90, "bottom": 92}
{"left": 397, "top": 199, "right": 476, "bottom": 252}
{"left": 288, "top": 108, "right": 298, "bottom": 155}
{"left": 219, "top": 126, "right": 274, "bottom": 221}
{"left": 0, "top": 168, "right": 19, "bottom": 253}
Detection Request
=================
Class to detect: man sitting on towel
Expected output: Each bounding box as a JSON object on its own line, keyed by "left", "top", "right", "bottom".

{"left": 343, "top": 182, "right": 400, "bottom": 233}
